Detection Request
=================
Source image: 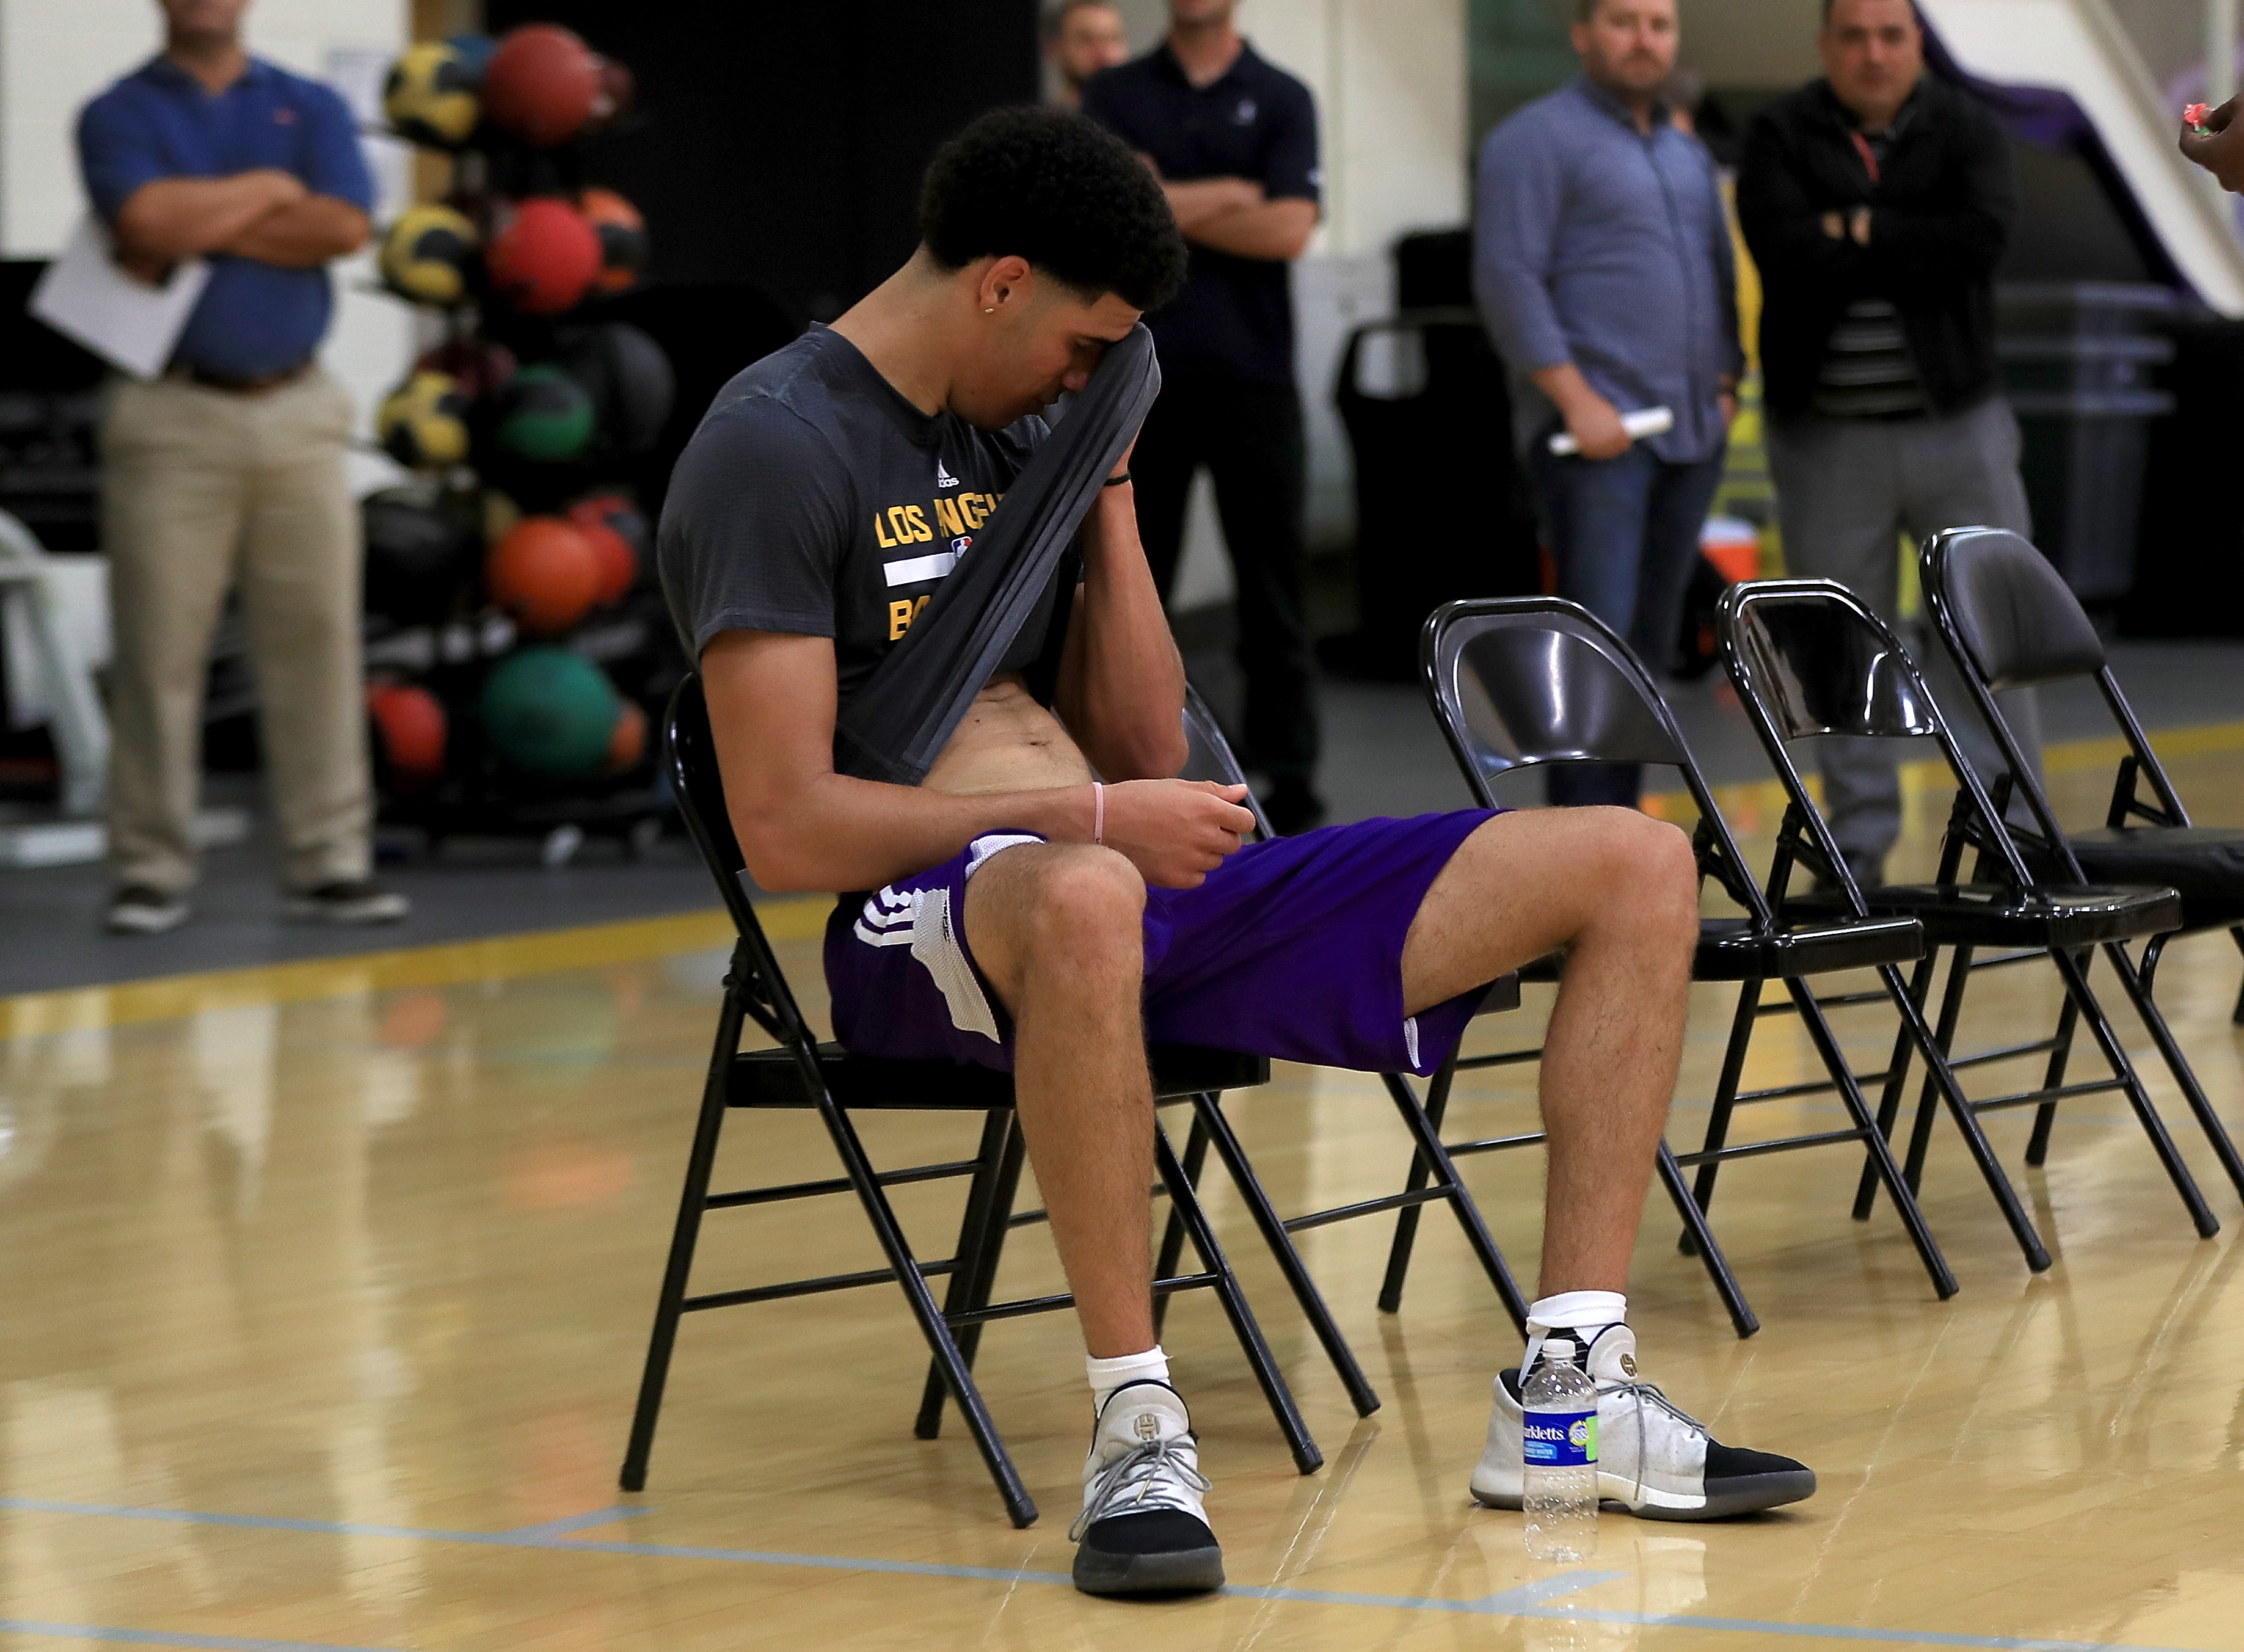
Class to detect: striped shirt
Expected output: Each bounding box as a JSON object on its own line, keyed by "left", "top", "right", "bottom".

{"left": 1810, "top": 115, "right": 1928, "bottom": 420}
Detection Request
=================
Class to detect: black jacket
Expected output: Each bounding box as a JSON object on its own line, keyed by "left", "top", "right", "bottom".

{"left": 1736, "top": 76, "right": 2016, "bottom": 420}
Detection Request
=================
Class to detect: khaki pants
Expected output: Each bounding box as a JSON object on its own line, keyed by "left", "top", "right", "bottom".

{"left": 101, "top": 367, "right": 370, "bottom": 895}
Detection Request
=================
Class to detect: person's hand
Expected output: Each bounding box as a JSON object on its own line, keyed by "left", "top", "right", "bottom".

{"left": 1849, "top": 205, "right": 1871, "bottom": 245}
{"left": 1098, "top": 779, "right": 1256, "bottom": 889}
{"left": 1718, "top": 388, "right": 1739, "bottom": 427}
{"left": 2180, "top": 96, "right": 2244, "bottom": 191}
{"left": 1821, "top": 209, "right": 1845, "bottom": 239}
{"left": 1559, "top": 391, "right": 1632, "bottom": 462}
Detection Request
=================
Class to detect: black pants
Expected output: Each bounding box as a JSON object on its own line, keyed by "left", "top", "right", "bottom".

{"left": 1131, "top": 363, "right": 1320, "bottom": 783}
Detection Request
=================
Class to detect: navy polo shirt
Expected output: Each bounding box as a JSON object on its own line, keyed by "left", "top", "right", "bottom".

{"left": 78, "top": 56, "right": 373, "bottom": 379}
{"left": 1083, "top": 42, "right": 1319, "bottom": 387}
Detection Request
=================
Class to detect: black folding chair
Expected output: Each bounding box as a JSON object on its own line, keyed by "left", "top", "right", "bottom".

{"left": 619, "top": 675, "right": 1319, "bottom": 1530}
{"left": 1717, "top": 580, "right": 2208, "bottom": 1268}
{"left": 1919, "top": 526, "right": 2244, "bottom": 1199}
{"left": 1367, "top": 599, "right": 1947, "bottom": 1338}
{"left": 1146, "top": 690, "right": 1531, "bottom": 1419}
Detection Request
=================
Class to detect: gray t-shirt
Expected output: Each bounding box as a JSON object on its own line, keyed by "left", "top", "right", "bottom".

{"left": 657, "top": 326, "right": 1062, "bottom": 717}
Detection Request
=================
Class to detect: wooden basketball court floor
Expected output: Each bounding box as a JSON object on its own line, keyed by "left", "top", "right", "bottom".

{"left": 4, "top": 727, "right": 2244, "bottom": 1652}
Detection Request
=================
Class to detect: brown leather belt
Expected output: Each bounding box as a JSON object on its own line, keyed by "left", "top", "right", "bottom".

{"left": 181, "top": 360, "right": 313, "bottom": 395}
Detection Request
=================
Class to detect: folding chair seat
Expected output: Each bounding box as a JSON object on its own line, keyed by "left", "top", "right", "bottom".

{"left": 619, "top": 675, "right": 1319, "bottom": 1530}
{"left": 1718, "top": 579, "right": 2215, "bottom": 1268}
{"left": 1918, "top": 524, "right": 2244, "bottom": 1194}
{"left": 1148, "top": 690, "right": 1533, "bottom": 1421}
{"left": 1372, "top": 599, "right": 1950, "bottom": 1340}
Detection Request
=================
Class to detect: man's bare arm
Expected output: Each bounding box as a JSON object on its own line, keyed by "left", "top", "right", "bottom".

{"left": 1181, "top": 197, "right": 1318, "bottom": 262}
{"left": 113, "top": 170, "right": 306, "bottom": 262}
{"left": 222, "top": 196, "right": 370, "bottom": 268}
{"left": 1053, "top": 470, "right": 1189, "bottom": 780}
{"left": 704, "top": 631, "right": 1251, "bottom": 893}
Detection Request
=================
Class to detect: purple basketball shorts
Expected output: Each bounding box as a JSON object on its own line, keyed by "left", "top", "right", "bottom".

{"left": 822, "top": 810, "right": 1503, "bottom": 1078}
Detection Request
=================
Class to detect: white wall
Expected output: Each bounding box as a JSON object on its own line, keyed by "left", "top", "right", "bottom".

{"left": 0, "top": 0, "right": 413, "bottom": 491}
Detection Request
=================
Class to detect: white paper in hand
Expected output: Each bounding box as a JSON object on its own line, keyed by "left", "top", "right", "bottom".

{"left": 1547, "top": 405, "right": 1674, "bottom": 456}
{"left": 28, "top": 216, "right": 210, "bottom": 380}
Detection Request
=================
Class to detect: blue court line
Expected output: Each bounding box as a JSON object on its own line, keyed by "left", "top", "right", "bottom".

{"left": 0, "top": 1497, "right": 2217, "bottom": 1652}
{"left": 0, "top": 1620, "right": 403, "bottom": 1652}
{"left": 501, "top": 1503, "right": 650, "bottom": 1540}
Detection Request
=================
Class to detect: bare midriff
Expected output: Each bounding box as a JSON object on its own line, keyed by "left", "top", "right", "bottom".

{"left": 921, "top": 671, "right": 1094, "bottom": 799}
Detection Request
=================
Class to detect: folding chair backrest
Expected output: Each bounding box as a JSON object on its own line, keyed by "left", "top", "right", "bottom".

{"left": 1923, "top": 526, "right": 2106, "bottom": 693}
{"left": 1719, "top": 580, "right": 1940, "bottom": 742}
{"left": 1179, "top": 683, "right": 1273, "bottom": 840}
{"left": 1423, "top": 598, "right": 1689, "bottom": 794}
{"left": 665, "top": 675, "right": 760, "bottom": 930}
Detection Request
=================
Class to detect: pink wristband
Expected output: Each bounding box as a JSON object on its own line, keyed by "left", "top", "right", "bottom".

{"left": 1091, "top": 781, "right": 1105, "bottom": 846}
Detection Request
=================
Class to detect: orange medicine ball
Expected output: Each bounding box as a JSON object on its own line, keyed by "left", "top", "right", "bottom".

{"left": 486, "top": 516, "right": 603, "bottom": 636}
{"left": 481, "top": 24, "right": 602, "bottom": 147}
{"left": 605, "top": 698, "right": 647, "bottom": 771}
{"left": 366, "top": 682, "right": 447, "bottom": 791}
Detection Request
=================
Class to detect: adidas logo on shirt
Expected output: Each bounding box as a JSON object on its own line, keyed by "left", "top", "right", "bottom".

{"left": 934, "top": 460, "right": 960, "bottom": 488}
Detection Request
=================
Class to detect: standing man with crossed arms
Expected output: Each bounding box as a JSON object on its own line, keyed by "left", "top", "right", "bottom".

{"left": 79, "top": 0, "right": 406, "bottom": 934}
{"left": 1081, "top": 0, "right": 1327, "bottom": 835}
{"left": 661, "top": 106, "right": 1813, "bottom": 1603}
{"left": 1737, "top": 0, "right": 2040, "bottom": 889}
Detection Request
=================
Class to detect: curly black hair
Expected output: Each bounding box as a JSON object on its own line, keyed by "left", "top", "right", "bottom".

{"left": 919, "top": 106, "right": 1187, "bottom": 313}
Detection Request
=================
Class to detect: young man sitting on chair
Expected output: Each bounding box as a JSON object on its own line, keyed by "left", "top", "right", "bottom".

{"left": 658, "top": 107, "right": 1815, "bottom": 1599}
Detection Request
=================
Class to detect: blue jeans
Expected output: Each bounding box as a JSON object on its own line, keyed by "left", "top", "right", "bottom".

{"left": 1526, "top": 438, "right": 1727, "bottom": 807}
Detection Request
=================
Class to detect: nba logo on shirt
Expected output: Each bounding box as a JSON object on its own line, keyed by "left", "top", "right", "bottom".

{"left": 950, "top": 536, "right": 971, "bottom": 557}
{"left": 1234, "top": 98, "right": 1256, "bottom": 125}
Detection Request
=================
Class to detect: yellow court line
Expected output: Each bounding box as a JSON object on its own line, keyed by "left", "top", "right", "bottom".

{"left": 0, "top": 899, "right": 831, "bottom": 1045}
{"left": 5, "top": 718, "right": 2241, "bottom": 1044}
{"left": 1641, "top": 716, "right": 2244, "bottom": 821}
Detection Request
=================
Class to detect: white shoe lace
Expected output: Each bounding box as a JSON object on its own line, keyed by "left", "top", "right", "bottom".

{"left": 1592, "top": 1375, "right": 1707, "bottom": 1504}
{"left": 1068, "top": 1436, "right": 1212, "bottom": 1542}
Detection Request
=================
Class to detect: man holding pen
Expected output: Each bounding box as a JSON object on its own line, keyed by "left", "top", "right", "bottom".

{"left": 1475, "top": 0, "right": 1739, "bottom": 809}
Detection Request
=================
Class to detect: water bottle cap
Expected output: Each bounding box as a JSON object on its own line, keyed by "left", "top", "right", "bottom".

{"left": 1542, "top": 1338, "right": 1576, "bottom": 1360}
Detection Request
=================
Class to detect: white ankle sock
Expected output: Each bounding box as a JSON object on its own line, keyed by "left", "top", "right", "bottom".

{"left": 1525, "top": 1290, "right": 1627, "bottom": 1373}
{"left": 1087, "top": 1347, "right": 1170, "bottom": 1413}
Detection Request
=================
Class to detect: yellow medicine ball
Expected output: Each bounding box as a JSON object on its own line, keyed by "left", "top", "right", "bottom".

{"left": 380, "top": 205, "right": 479, "bottom": 307}
{"left": 384, "top": 42, "right": 480, "bottom": 149}
{"left": 378, "top": 372, "right": 472, "bottom": 471}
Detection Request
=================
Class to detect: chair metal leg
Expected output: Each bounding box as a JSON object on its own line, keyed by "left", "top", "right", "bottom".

{"left": 2105, "top": 939, "right": 2244, "bottom": 1204}
{"left": 2230, "top": 926, "right": 2244, "bottom": 1025}
{"left": 1380, "top": 1071, "right": 1529, "bottom": 1335}
{"left": 1789, "top": 980, "right": 1958, "bottom": 1300}
{"left": 803, "top": 1068, "right": 1039, "bottom": 1526}
{"left": 619, "top": 977, "right": 745, "bottom": 1494}
{"left": 1655, "top": 1141, "right": 1759, "bottom": 1337}
{"left": 1375, "top": 1054, "right": 1459, "bottom": 1314}
{"left": 1879, "top": 961, "right": 2052, "bottom": 1272}
{"left": 2024, "top": 985, "right": 2079, "bottom": 1168}
{"left": 2049, "top": 947, "right": 2219, "bottom": 1239}
{"left": 1902, "top": 945, "right": 1976, "bottom": 1197}
{"left": 916, "top": 1111, "right": 1021, "bottom": 1440}
{"left": 1151, "top": 1112, "right": 1209, "bottom": 1341}
{"left": 1190, "top": 1092, "right": 1381, "bottom": 1417}
{"left": 1153, "top": 1121, "right": 1323, "bottom": 1474}
{"left": 1854, "top": 948, "right": 1939, "bottom": 1221}
{"left": 1681, "top": 980, "right": 1763, "bottom": 1253}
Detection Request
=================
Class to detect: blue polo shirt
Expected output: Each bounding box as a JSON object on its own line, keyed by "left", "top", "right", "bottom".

{"left": 77, "top": 56, "right": 373, "bottom": 379}
{"left": 1082, "top": 42, "right": 1319, "bottom": 387}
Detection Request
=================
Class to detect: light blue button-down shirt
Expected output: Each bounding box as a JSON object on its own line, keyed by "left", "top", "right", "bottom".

{"left": 1474, "top": 78, "right": 1743, "bottom": 464}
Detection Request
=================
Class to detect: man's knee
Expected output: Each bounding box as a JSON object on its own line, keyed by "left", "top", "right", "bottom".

{"left": 1576, "top": 807, "right": 1699, "bottom": 944}
{"left": 986, "top": 844, "right": 1146, "bottom": 978}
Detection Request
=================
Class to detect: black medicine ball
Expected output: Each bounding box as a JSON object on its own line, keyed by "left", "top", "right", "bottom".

{"left": 558, "top": 322, "right": 677, "bottom": 457}
{"left": 362, "top": 488, "right": 478, "bottom": 626}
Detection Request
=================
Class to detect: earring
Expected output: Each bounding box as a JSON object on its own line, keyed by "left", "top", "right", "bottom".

{"left": 985, "top": 305, "right": 997, "bottom": 313}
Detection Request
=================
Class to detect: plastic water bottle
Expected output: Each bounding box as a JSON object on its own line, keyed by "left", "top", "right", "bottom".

{"left": 1521, "top": 1338, "right": 1598, "bottom": 1561}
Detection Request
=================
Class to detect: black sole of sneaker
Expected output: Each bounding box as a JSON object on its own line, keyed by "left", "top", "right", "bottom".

{"left": 1471, "top": 1468, "right": 1816, "bottom": 1521}
{"left": 1071, "top": 1543, "right": 1225, "bottom": 1596}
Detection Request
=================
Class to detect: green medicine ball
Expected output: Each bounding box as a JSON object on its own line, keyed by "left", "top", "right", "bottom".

{"left": 492, "top": 363, "right": 596, "bottom": 463}
{"left": 479, "top": 646, "right": 619, "bottom": 777}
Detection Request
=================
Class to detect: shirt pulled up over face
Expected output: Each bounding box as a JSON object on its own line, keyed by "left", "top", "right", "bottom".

{"left": 657, "top": 327, "right": 1059, "bottom": 724}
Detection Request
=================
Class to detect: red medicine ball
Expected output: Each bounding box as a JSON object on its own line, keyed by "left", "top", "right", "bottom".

{"left": 567, "top": 493, "right": 643, "bottom": 605}
{"left": 485, "top": 198, "right": 601, "bottom": 316}
{"left": 486, "top": 517, "right": 603, "bottom": 636}
{"left": 482, "top": 24, "right": 602, "bottom": 147}
{"left": 367, "top": 682, "right": 447, "bottom": 792}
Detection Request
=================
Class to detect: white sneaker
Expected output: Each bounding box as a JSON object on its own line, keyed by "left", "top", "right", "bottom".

{"left": 1470, "top": 1323, "right": 1815, "bottom": 1520}
{"left": 1069, "top": 1380, "right": 1223, "bottom": 1596}
{"left": 106, "top": 886, "right": 189, "bottom": 935}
